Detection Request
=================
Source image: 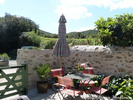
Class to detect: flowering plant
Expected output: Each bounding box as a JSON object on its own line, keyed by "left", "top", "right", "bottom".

{"left": 77, "top": 63, "right": 87, "bottom": 71}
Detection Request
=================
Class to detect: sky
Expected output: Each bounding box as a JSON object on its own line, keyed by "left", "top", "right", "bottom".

{"left": 0, "top": 0, "right": 133, "bottom": 34}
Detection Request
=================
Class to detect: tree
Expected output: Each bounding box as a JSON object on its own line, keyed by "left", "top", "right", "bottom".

{"left": 95, "top": 13, "right": 133, "bottom": 47}
{"left": 0, "top": 13, "right": 39, "bottom": 53}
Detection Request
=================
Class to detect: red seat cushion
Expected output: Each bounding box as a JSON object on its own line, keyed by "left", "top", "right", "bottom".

{"left": 83, "top": 67, "right": 94, "bottom": 74}
{"left": 57, "top": 76, "right": 83, "bottom": 96}
{"left": 51, "top": 68, "right": 64, "bottom": 77}
{"left": 89, "top": 86, "right": 108, "bottom": 94}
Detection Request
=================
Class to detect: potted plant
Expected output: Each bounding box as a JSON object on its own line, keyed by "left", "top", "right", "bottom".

{"left": 35, "top": 63, "right": 51, "bottom": 93}
{"left": 0, "top": 53, "right": 10, "bottom": 67}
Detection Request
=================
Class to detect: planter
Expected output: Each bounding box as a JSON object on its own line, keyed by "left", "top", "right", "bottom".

{"left": 0, "top": 61, "right": 9, "bottom": 67}
{"left": 36, "top": 81, "right": 48, "bottom": 93}
{"left": 48, "top": 83, "right": 52, "bottom": 89}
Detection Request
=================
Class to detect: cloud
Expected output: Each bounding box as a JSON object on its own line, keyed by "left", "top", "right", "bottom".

{"left": 60, "top": 0, "right": 88, "bottom": 6}
{"left": 0, "top": 0, "right": 4, "bottom": 4}
{"left": 109, "top": 0, "right": 133, "bottom": 10}
{"left": 55, "top": 5, "right": 92, "bottom": 20}
{"left": 55, "top": 0, "right": 93, "bottom": 20}
{"left": 85, "top": 0, "right": 133, "bottom": 10}
{"left": 56, "top": 0, "right": 133, "bottom": 18}
{"left": 72, "top": 26, "right": 95, "bottom": 32}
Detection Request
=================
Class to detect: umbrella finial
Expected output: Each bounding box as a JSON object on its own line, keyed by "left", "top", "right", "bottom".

{"left": 59, "top": 14, "right": 67, "bottom": 23}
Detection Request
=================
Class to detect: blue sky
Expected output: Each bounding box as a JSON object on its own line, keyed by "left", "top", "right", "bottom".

{"left": 0, "top": 0, "right": 133, "bottom": 34}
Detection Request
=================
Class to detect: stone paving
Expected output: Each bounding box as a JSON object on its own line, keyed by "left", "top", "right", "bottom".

{"left": 2, "top": 88, "right": 113, "bottom": 100}
{"left": 26, "top": 88, "right": 113, "bottom": 100}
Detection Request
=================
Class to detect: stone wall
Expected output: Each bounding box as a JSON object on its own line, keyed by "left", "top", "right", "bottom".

{"left": 17, "top": 46, "right": 133, "bottom": 88}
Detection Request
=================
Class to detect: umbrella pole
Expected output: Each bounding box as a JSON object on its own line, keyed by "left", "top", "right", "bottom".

{"left": 60, "top": 56, "right": 62, "bottom": 68}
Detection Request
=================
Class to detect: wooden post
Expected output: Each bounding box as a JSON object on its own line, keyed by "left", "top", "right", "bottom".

{"left": 60, "top": 56, "right": 62, "bottom": 68}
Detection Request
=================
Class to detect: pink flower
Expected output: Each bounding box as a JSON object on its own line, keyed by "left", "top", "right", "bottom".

{"left": 80, "top": 63, "right": 87, "bottom": 68}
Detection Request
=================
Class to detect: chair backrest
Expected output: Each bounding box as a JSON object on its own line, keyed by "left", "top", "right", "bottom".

{"left": 51, "top": 68, "right": 64, "bottom": 77}
{"left": 101, "top": 75, "right": 112, "bottom": 86}
{"left": 57, "top": 76, "right": 74, "bottom": 88}
{"left": 83, "top": 67, "right": 94, "bottom": 74}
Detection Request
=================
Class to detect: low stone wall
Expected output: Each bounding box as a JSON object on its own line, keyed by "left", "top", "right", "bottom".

{"left": 17, "top": 46, "right": 133, "bottom": 88}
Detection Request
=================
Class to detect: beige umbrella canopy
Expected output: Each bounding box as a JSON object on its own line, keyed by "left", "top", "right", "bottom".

{"left": 53, "top": 14, "right": 70, "bottom": 68}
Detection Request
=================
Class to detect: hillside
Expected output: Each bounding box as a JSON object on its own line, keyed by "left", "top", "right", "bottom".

{"left": 39, "top": 29, "right": 98, "bottom": 38}
{"left": 67, "top": 30, "right": 98, "bottom": 38}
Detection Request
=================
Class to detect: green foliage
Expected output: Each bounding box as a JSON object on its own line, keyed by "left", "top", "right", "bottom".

{"left": 44, "top": 40, "right": 56, "bottom": 49}
{"left": 34, "top": 64, "right": 51, "bottom": 82}
{"left": 77, "top": 63, "right": 85, "bottom": 71}
{"left": 38, "top": 30, "right": 58, "bottom": 38}
{"left": 95, "top": 13, "right": 133, "bottom": 47}
{"left": 39, "top": 30, "right": 101, "bottom": 49}
{"left": 92, "top": 74, "right": 105, "bottom": 86}
{"left": 67, "top": 38, "right": 101, "bottom": 47}
{"left": 114, "top": 75, "right": 133, "bottom": 100}
{"left": 38, "top": 29, "right": 98, "bottom": 39}
{"left": 67, "top": 30, "right": 98, "bottom": 39}
{"left": 91, "top": 74, "right": 133, "bottom": 97}
{"left": 40, "top": 37, "right": 57, "bottom": 49}
{"left": 0, "top": 53, "right": 10, "bottom": 61}
{"left": 39, "top": 37, "right": 102, "bottom": 49}
{"left": 87, "top": 36, "right": 101, "bottom": 45}
{"left": 104, "top": 76, "right": 124, "bottom": 95}
{"left": 20, "top": 31, "right": 41, "bottom": 47}
{"left": 0, "top": 13, "right": 39, "bottom": 54}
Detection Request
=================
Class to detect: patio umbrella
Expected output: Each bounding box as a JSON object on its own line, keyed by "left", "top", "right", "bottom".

{"left": 53, "top": 14, "right": 70, "bottom": 68}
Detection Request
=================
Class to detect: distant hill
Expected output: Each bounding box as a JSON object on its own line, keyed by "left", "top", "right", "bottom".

{"left": 67, "top": 30, "right": 98, "bottom": 38}
{"left": 39, "top": 29, "right": 52, "bottom": 34}
{"left": 38, "top": 29, "right": 58, "bottom": 38}
{"left": 39, "top": 29, "right": 98, "bottom": 38}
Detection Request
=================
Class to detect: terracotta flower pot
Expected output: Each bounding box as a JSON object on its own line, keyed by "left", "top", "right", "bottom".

{"left": 36, "top": 81, "right": 48, "bottom": 93}
{"left": 0, "top": 61, "right": 9, "bottom": 67}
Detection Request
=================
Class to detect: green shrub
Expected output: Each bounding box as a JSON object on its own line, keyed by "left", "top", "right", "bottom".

{"left": 0, "top": 53, "right": 10, "bottom": 61}
{"left": 95, "top": 13, "right": 133, "bottom": 47}
{"left": 114, "top": 75, "right": 133, "bottom": 100}
{"left": 20, "top": 31, "right": 41, "bottom": 47}
{"left": 40, "top": 37, "right": 57, "bottom": 49}
{"left": 104, "top": 76, "right": 123, "bottom": 95}
{"left": 91, "top": 74, "right": 105, "bottom": 86}
{"left": 40, "top": 37, "right": 101, "bottom": 49}
{"left": 67, "top": 38, "right": 101, "bottom": 46}
{"left": 104, "top": 74, "right": 133, "bottom": 97}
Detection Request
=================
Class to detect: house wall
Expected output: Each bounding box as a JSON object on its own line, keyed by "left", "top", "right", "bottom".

{"left": 17, "top": 46, "right": 133, "bottom": 88}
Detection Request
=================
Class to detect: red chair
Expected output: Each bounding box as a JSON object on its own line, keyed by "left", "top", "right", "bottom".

{"left": 56, "top": 76, "right": 83, "bottom": 99}
{"left": 51, "top": 68, "right": 64, "bottom": 78}
{"left": 88, "top": 75, "right": 112, "bottom": 99}
{"left": 83, "top": 67, "right": 94, "bottom": 74}
{"left": 51, "top": 68, "right": 64, "bottom": 85}
{"left": 80, "top": 67, "right": 95, "bottom": 88}
{"left": 51, "top": 68, "right": 64, "bottom": 99}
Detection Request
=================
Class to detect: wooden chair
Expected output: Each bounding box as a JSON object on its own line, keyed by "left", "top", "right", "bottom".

{"left": 88, "top": 75, "right": 112, "bottom": 99}
{"left": 56, "top": 76, "right": 83, "bottom": 99}
{"left": 51, "top": 68, "right": 64, "bottom": 99}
